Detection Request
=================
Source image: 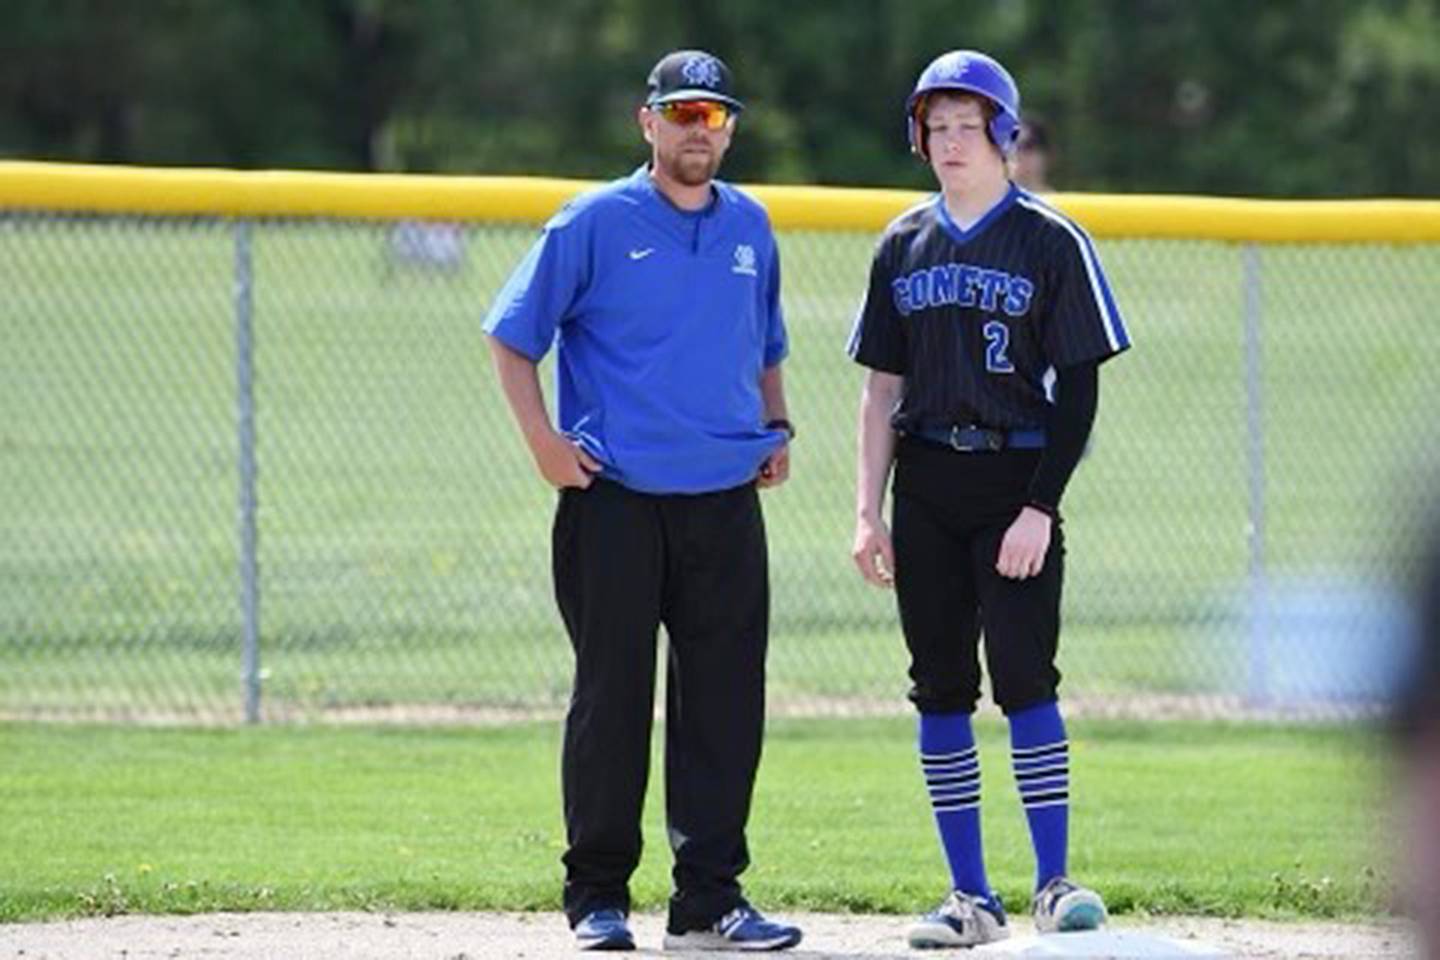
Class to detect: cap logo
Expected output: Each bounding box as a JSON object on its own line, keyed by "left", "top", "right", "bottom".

{"left": 681, "top": 55, "right": 723, "bottom": 89}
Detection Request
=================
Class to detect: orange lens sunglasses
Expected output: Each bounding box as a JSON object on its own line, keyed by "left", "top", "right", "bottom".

{"left": 655, "top": 100, "right": 732, "bottom": 131}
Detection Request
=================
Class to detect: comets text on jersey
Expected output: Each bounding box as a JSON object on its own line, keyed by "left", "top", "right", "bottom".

{"left": 891, "top": 262, "right": 1034, "bottom": 318}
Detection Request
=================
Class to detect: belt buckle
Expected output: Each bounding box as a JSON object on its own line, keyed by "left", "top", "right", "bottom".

{"left": 947, "top": 425, "right": 1002, "bottom": 452}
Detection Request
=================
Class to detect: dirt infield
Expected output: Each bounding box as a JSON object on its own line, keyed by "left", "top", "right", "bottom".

{"left": 0, "top": 911, "right": 1418, "bottom": 959}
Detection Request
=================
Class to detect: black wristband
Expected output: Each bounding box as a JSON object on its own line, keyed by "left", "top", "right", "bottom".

{"left": 1026, "top": 500, "right": 1059, "bottom": 520}
{"left": 765, "top": 418, "right": 796, "bottom": 441}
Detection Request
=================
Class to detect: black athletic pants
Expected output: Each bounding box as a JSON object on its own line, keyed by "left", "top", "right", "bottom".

{"left": 553, "top": 478, "right": 769, "bottom": 932}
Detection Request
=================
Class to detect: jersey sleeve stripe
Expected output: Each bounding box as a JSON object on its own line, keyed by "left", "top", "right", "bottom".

{"left": 1078, "top": 229, "right": 1130, "bottom": 350}
{"left": 845, "top": 303, "right": 866, "bottom": 358}
{"left": 1016, "top": 195, "right": 1130, "bottom": 353}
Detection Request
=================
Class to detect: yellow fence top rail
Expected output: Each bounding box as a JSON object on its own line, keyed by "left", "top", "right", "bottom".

{"left": 3, "top": 160, "right": 1439, "bottom": 243}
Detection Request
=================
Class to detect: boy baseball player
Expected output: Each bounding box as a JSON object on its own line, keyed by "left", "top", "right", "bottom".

{"left": 848, "top": 49, "right": 1130, "bottom": 949}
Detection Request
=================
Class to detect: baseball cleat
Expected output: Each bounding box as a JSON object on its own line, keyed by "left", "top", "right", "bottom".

{"left": 907, "top": 890, "right": 1008, "bottom": 949}
{"left": 663, "top": 904, "right": 802, "bottom": 951}
{"left": 1031, "top": 875, "right": 1107, "bottom": 933}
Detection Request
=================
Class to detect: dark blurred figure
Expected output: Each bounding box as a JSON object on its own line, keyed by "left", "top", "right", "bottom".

{"left": 1010, "top": 117, "right": 1053, "bottom": 193}
{"left": 1396, "top": 525, "right": 1440, "bottom": 958}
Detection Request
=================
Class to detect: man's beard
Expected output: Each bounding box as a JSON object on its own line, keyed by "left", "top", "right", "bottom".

{"left": 660, "top": 144, "right": 721, "bottom": 186}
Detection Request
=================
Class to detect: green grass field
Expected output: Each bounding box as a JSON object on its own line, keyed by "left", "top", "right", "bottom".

{"left": 0, "top": 716, "right": 1394, "bottom": 924}
{"left": 2, "top": 216, "right": 1436, "bottom": 718}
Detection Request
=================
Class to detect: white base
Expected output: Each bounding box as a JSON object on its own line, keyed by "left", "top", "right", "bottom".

{"left": 975, "top": 930, "right": 1230, "bottom": 958}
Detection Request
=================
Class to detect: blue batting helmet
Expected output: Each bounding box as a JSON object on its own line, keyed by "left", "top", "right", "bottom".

{"left": 906, "top": 50, "right": 1021, "bottom": 160}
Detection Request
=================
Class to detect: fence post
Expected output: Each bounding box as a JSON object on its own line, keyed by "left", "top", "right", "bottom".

{"left": 235, "top": 220, "right": 262, "bottom": 724}
{"left": 1243, "top": 243, "right": 1269, "bottom": 705}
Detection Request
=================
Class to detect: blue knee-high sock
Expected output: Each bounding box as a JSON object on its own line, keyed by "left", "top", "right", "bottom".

{"left": 918, "top": 711, "right": 991, "bottom": 901}
{"left": 1008, "top": 700, "right": 1070, "bottom": 892}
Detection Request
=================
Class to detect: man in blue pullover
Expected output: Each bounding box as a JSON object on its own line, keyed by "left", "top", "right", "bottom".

{"left": 484, "top": 49, "right": 800, "bottom": 953}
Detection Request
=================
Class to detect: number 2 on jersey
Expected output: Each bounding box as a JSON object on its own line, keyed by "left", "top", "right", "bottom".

{"left": 983, "top": 320, "right": 1014, "bottom": 373}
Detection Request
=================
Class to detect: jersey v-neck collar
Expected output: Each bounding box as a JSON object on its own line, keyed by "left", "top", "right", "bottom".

{"left": 628, "top": 166, "right": 723, "bottom": 253}
{"left": 934, "top": 182, "right": 1018, "bottom": 246}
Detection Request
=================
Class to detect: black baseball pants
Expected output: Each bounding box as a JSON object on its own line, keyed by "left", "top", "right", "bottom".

{"left": 552, "top": 478, "right": 769, "bottom": 932}
{"left": 891, "top": 438, "right": 1064, "bottom": 715}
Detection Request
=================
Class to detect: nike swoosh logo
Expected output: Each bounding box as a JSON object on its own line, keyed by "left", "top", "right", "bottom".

{"left": 628, "top": 248, "right": 655, "bottom": 260}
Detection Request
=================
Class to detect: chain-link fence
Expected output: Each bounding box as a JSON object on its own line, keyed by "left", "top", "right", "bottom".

{"left": 2, "top": 179, "right": 1437, "bottom": 723}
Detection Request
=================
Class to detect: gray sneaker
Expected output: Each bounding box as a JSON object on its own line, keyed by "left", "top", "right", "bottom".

{"left": 906, "top": 891, "right": 1008, "bottom": 949}
{"left": 1031, "top": 876, "right": 1107, "bottom": 933}
{"left": 663, "top": 904, "right": 802, "bottom": 952}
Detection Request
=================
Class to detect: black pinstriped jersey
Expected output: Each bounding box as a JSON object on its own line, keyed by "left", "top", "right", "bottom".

{"left": 847, "top": 184, "right": 1129, "bottom": 432}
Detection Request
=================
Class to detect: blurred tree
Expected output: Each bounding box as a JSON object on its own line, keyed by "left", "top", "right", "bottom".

{"left": 0, "top": 0, "right": 184, "bottom": 161}
{"left": 1023, "top": 0, "right": 1440, "bottom": 196}
{"left": 1339, "top": 0, "right": 1440, "bottom": 197}
{"left": 1, "top": 0, "right": 1436, "bottom": 195}
{"left": 158, "top": 0, "right": 424, "bottom": 169}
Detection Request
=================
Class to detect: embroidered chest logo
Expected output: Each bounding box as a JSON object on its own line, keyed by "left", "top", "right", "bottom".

{"left": 732, "top": 244, "right": 758, "bottom": 276}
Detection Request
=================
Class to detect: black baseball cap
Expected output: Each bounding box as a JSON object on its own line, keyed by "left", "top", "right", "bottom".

{"left": 645, "top": 50, "right": 745, "bottom": 113}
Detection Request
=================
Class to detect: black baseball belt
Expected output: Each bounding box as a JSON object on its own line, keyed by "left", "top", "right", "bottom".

{"left": 905, "top": 423, "right": 1047, "bottom": 452}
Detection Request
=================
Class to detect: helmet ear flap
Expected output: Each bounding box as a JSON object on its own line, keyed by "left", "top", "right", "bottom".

{"left": 989, "top": 111, "right": 1020, "bottom": 157}
{"left": 909, "top": 95, "right": 930, "bottom": 161}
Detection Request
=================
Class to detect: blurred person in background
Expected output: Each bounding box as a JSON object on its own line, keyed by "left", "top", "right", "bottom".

{"left": 1395, "top": 522, "right": 1440, "bottom": 959}
{"left": 1009, "top": 117, "right": 1054, "bottom": 193}
{"left": 484, "top": 49, "right": 800, "bottom": 953}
